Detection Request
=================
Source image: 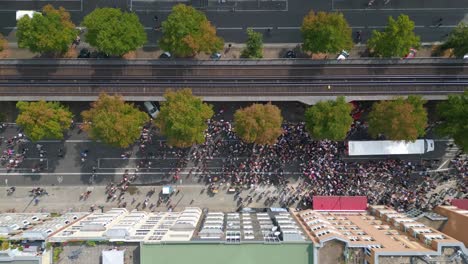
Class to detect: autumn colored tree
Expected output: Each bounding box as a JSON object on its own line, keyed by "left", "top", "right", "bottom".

{"left": 0, "top": 34, "right": 7, "bottom": 52}
{"left": 81, "top": 94, "right": 148, "bottom": 148}
{"left": 16, "top": 5, "right": 77, "bottom": 55}
{"left": 367, "top": 15, "right": 420, "bottom": 58}
{"left": 301, "top": 10, "right": 353, "bottom": 54}
{"left": 442, "top": 23, "right": 468, "bottom": 58}
{"left": 16, "top": 101, "right": 72, "bottom": 141}
{"left": 234, "top": 103, "right": 283, "bottom": 145}
{"left": 82, "top": 8, "right": 147, "bottom": 56}
{"left": 155, "top": 89, "right": 214, "bottom": 147}
{"left": 304, "top": 97, "right": 353, "bottom": 141}
{"left": 159, "top": 4, "right": 224, "bottom": 57}
{"left": 436, "top": 91, "right": 468, "bottom": 151}
{"left": 368, "top": 96, "right": 428, "bottom": 141}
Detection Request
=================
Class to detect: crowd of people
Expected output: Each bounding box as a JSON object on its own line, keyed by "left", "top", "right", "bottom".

{"left": 1, "top": 116, "right": 466, "bottom": 213}
{"left": 0, "top": 133, "right": 29, "bottom": 170}
{"left": 176, "top": 120, "right": 467, "bottom": 212}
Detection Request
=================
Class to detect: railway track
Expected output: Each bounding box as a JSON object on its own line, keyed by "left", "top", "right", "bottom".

{"left": 0, "top": 59, "right": 466, "bottom": 101}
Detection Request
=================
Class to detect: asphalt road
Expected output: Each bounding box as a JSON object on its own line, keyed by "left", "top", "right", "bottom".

{"left": 1, "top": 0, "right": 467, "bottom": 43}
{"left": 0, "top": 124, "right": 454, "bottom": 187}
{"left": 0, "top": 59, "right": 465, "bottom": 102}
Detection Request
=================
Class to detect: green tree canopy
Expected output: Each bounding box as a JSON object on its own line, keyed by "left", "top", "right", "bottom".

{"left": 16, "top": 5, "right": 77, "bottom": 54}
{"left": 368, "top": 96, "right": 428, "bottom": 141}
{"left": 0, "top": 34, "right": 7, "bottom": 52}
{"left": 436, "top": 91, "right": 468, "bottom": 152}
{"left": 16, "top": 101, "right": 72, "bottom": 141}
{"left": 301, "top": 10, "right": 353, "bottom": 54}
{"left": 159, "top": 4, "right": 224, "bottom": 57}
{"left": 367, "top": 14, "right": 420, "bottom": 58}
{"left": 234, "top": 103, "right": 283, "bottom": 145}
{"left": 241, "top": 28, "right": 263, "bottom": 58}
{"left": 82, "top": 8, "right": 147, "bottom": 56}
{"left": 442, "top": 23, "right": 468, "bottom": 58}
{"left": 81, "top": 93, "right": 148, "bottom": 148}
{"left": 304, "top": 97, "right": 353, "bottom": 141}
{"left": 155, "top": 89, "right": 214, "bottom": 148}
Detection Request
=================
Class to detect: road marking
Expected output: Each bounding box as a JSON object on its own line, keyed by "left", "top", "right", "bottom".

{"left": 37, "top": 139, "right": 95, "bottom": 143}
{"left": 277, "top": 26, "right": 300, "bottom": 30}
{"left": 250, "top": 27, "right": 273, "bottom": 30}
{"left": 217, "top": 27, "right": 243, "bottom": 30}
{"left": 333, "top": 7, "right": 468, "bottom": 11}
{"left": 437, "top": 159, "right": 451, "bottom": 170}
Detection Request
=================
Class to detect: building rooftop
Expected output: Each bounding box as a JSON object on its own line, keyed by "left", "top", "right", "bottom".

{"left": 193, "top": 208, "right": 306, "bottom": 243}
{"left": 292, "top": 205, "right": 468, "bottom": 264}
{"left": 0, "top": 213, "right": 50, "bottom": 237}
{"left": 434, "top": 205, "right": 468, "bottom": 247}
{"left": 49, "top": 207, "right": 202, "bottom": 243}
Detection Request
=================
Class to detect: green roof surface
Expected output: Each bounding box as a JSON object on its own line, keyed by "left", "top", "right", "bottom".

{"left": 141, "top": 243, "right": 313, "bottom": 264}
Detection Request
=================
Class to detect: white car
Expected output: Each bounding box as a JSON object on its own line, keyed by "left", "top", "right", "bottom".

{"left": 144, "top": 101, "right": 159, "bottom": 118}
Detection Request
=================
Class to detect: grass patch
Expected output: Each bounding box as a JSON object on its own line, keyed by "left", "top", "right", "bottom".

{"left": 53, "top": 247, "right": 63, "bottom": 263}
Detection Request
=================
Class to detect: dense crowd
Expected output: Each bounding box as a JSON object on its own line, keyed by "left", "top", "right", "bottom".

{"left": 1, "top": 118, "right": 466, "bottom": 213}
{"left": 186, "top": 120, "right": 467, "bottom": 212}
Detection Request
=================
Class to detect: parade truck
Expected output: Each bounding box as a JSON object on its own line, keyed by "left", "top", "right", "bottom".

{"left": 16, "top": 11, "right": 40, "bottom": 21}
{"left": 347, "top": 139, "right": 435, "bottom": 156}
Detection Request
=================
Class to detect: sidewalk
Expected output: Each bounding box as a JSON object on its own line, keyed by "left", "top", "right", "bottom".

{"left": 0, "top": 39, "right": 438, "bottom": 60}
{"left": 0, "top": 184, "right": 303, "bottom": 213}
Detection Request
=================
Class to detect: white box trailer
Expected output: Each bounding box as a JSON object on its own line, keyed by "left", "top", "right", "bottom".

{"left": 16, "top": 11, "right": 40, "bottom": 21}
{"left": 348, "top": 139, "right": 435, "bottom": 156}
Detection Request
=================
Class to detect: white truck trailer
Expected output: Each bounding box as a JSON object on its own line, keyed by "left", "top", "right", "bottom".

{"left": 348, "top": 139, "right": 435, "bottom": 156}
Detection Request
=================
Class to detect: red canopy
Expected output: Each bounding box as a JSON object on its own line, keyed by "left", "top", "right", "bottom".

{"left": 313, "top": 196, "right": 367, "bottom": 211}
{"left": 451, "top": 199, "right": 468, "bottom": 210}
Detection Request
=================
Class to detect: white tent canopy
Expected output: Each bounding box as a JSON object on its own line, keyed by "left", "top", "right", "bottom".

{"left": 102, "top": 249, "right": 124, "bottom": 264}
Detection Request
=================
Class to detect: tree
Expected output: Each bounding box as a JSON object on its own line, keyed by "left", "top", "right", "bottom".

{"left": 81, "top": 94, "right": 148, "bottom": 148}
{"left": 241, "top": 28, "right": 263, "bottom": 58}
{"left": 442, "top": 23, "right": 468, "bottom": 58}
{"left": 16, "top": 5, "right": 77, "bottom": 55}
{"left": 367, "top": 15, "right": 420, "bottom": 58}
{"left": 16, "top": 101, "right": 72, "bottom": 141}
{"left": 436, "top": 91, "right": 468, "bottom": 151}
{"left": 0, "top": 34, "right": 7, "bottom": 52}
{"left": 159, "top": 4, "right": 224, "bottom": 57}
{"left": 304, "top": 97, "right": 353, "bottom": 141}
{"left": 82, "top": 8, "right": 147, "bottom": 56}
{"left": 301, "top": 10, "right": 353, "bottom": 54}
{"left": 155, "top": 89, "right": 214, "bottom": 147}
{"left": 368, "top": 96, "right": 428, "bottom": 141}
{"left": 234, "top": 103, "right": 283, "bottom": 145}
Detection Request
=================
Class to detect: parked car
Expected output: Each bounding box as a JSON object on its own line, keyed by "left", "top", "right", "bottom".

{"left": 284, "top": 50, "right": 297, "bottom": 58}
{"left": 143, "top": 101, "right": 159, "bottom": 118}
{"left": 159, "top": 52, "right": 171, "bottom": 59}
{"left": 336, "top": 50, "right": 349, "bottom": 60}
{"left": 210, "top": 52, "right": 221, "bottom": 60}
{"left": 404, "top": 48, "right": 417, "bottom": 59}
{"left": 78, "top": 48, "right": 91, "bottom": 58}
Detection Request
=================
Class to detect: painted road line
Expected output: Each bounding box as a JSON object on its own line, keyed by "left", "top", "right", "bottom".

{"left": 333, "top": 7, "right": 468, "bottom": 11}
{"left": 217, "top": 27, "right": 243, "bottom": 30}
{"left": 0, "top": 171, "right": 299, "bottom": 176}
{"left": 277, "top": 27, "right": 300, "bottom": 30}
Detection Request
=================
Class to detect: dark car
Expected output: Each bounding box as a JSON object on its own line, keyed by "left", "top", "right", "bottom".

{"left": 159, "top": 52, "right": 171, "bottom": 59}
{"left": 78, "top": 48, "right": 90, "bottom": 58}
{"left": 284, "top": 50, "right": 297, "bottom": 58}
{"left": 90, "top": 51, "right": 109, "bottom": 59}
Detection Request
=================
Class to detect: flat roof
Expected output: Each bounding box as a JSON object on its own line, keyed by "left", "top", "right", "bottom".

{"left": 140, "top": 243, "right": 313, "bottom": 264}
{"left": 192, "top": 208, "right": 307, "bottom": 243}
